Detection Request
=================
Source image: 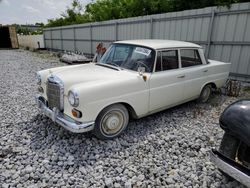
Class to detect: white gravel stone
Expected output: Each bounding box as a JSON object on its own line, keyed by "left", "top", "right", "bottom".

{"left": 2, "top": 183, "right": 10, "bottom": 188}
{"left": 124, "top": 181, "right": 132, "bottom": 188}
{"left": 104, "top": 178, "right": 113, "bottom": 187}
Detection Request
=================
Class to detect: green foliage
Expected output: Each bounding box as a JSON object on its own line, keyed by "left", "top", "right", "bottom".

{"left": 30, "top": 29, "right": 43, "bottom": 35}
{"left": 85, "top": 0, "right": 173, "bottom": 21}
{"left": 12, "top": 24, "right": 44, "bottom": 35}
{"left": 46, "top": 0, "right": 248, "bottom": 27}
{"left": 15, "top": 25, "right": 32, "bottom": 35}
{"left": 46, "top": 0, "right": 91, "bottom": 27}
{"left": 35, "top": 22, "right": 45, "bottom": 27}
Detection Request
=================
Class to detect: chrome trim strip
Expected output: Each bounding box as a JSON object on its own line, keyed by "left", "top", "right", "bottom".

{"left": 36, "top": 95, "right": 95, "bottom": 133}
{"left": 210, "top": 150, "right": 250, "bottom": 187}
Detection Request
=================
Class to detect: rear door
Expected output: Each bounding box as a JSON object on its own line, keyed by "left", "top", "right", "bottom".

{"left": 149, "top": 49, "right": 185, "bottom": 111}
{"left": 179, "top": 48, "right": 208, "bottom": 100}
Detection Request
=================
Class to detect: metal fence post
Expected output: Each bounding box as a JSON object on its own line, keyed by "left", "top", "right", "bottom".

{"left": 115, "top": 22, "right": 118, "bottom": 41}
{"left": 150, "top": 18, "right": 154, "bottom": 39}
{"left": 42, "top": 30, "right": 45, "bottom": 49}
{"left": 73, "top": 27, "right": 76, "bottom": 52}
{"left": 50, "top": 29, "right": 53, "bottom": 50}
{"left": 206, "top": 9, "right": 215, "bottom": 58}
{"left": 60, "top": 28, "right": 63, "bottom": 51}
{"left": 90, "top": 24, "right": 93, "bottom": 56}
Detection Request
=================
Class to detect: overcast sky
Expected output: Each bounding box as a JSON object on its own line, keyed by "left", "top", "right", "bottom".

{"left": 0, "top": 0, "right": 92, "bottom": 25}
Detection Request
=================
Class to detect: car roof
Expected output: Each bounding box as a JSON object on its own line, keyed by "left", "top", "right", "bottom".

{"left": 114, "top": 39, "right": 201, "bottom": 49}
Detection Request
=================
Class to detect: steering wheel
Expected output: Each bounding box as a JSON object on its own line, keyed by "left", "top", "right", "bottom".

{"left": 134, "top": 60, "right": 150, "bottom": 72}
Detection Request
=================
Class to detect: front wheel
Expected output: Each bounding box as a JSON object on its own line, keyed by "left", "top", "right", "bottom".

{"left": 93, "top": 104, "right": 129, "bottom": 140}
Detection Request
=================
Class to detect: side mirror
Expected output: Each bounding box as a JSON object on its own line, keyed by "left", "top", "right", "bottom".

{"left": 138, "top": 67, "right": 145, "bottom": 76}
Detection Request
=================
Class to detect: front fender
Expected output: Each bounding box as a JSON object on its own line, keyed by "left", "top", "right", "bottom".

{"left": 65, "top": 75, "right": 150, "bottom": 122}
{"left": 220, "top": 99, "right": 250, "bottom": 147}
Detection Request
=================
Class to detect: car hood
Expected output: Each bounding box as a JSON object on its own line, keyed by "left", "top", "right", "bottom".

{"left": 47, "top": 63, "right": 137, "bottom": 91}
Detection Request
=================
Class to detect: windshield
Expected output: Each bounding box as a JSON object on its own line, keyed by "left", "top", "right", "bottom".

{"left": 98, "top": 44, "right": 156, "bottom": 72}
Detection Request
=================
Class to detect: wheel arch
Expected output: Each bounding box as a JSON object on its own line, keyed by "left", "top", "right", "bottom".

{"left": 96, "top": 101, "right": 139, "bottom": 121}
{"left": 209, "top": 82, "right": 217, "bottom": 90}
{"left": 200, "top": 82, "right": 217, "bottom": 93}
{"left": 120, "top": 102, "right": 138, "bottom": 119}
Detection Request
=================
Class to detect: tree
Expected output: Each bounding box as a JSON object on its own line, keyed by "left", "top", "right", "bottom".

{"left": 46, "top": 0, "right": 91, "bottom": 27}
{"left": 35, "top": 22, "right": 44, "bottom": 27}
{"left": 46, "top": 0, "right": 249, "bottom": 27}
{"left": 84, "top": 0, "right": 246, "bottom": 22}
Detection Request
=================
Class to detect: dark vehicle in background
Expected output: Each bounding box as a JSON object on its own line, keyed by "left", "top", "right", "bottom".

{"left": 211, "top": 100, "right": 250, "bottom": 187}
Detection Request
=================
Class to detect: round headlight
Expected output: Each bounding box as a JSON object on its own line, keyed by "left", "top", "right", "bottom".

{"left": 36, "top": 73, "right": 41, "bottom": 85}
{"left": 68, "top": 90, "right": 79, "bottom": 107}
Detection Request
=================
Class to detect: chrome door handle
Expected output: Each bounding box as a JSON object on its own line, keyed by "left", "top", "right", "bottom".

{"left": 203, "top": 70, "right": 208, "bottom": 72}
{"left": 177, "top": 75, "right": 185, "bottom": 78}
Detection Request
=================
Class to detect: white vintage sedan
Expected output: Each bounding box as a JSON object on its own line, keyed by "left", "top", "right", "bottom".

{"left": 36, "top": 40, "right": 230, "bottom": 139}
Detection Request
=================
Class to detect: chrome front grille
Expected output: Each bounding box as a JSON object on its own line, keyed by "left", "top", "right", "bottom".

{"left": 46, "top": 76, "right": 64, "bottom": 111}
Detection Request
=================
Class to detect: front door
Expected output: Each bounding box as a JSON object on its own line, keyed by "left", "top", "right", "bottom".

{"left": 149, "top": 50, "right": 184, "bottom": 112}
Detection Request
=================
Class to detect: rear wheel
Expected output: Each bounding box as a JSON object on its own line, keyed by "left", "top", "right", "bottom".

{"left": 198, "top": 84, "right": 212, "bottom": 103}
{"left": 93, "top": 104, "right": 129, "bottom": 140}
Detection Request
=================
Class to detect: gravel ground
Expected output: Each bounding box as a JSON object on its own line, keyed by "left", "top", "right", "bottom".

{"left": 0, "top": 49, "right": 249, "bottom": 188}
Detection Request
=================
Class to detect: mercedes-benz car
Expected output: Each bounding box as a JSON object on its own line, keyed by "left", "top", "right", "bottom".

{"left": 36, "top": 40, "right": 230, "bottom": 140}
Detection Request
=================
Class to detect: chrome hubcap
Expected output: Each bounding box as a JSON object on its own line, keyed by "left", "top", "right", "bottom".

{"left": 106, "top": 116, "right": 119, "bottom": 129}
{"left": 202, "top": 87, "right": 210, "bottom": 101}
{"left": 102, "top": 111, "right": 124, "bottom": 135}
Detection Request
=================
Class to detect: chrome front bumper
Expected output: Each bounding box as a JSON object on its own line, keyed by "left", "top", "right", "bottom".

{"left": 36, "top": 96, "right": 95, "bottom": 133}
{"left": 210, "top": 150, "right": 250, "bottom": 187}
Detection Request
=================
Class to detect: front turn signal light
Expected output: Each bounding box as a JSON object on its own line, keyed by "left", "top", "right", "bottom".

{"left": 72, "top": 108, "right": 82, "bottom": 118}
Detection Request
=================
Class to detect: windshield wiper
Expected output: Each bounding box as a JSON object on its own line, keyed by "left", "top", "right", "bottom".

{"left": 106, "top": 62, "right": 120, "bottom": 67}
{"left": 96, "top": 63, "right": 120, "bottom": 71}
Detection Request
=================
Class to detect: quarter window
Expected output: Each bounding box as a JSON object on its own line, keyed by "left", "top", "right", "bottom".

{"left": 155, "top": 50, "right": 179, "bottom": 72}
{"left": 181, "top": 49, "right": 202, "bottom": 67}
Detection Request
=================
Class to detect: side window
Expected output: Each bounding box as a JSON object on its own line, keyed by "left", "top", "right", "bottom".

{"left": 155, "top": 50, "right": 179, "bottom": 72}
{"left": 181, "top": 49, "right": 202, "bottom": 68}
